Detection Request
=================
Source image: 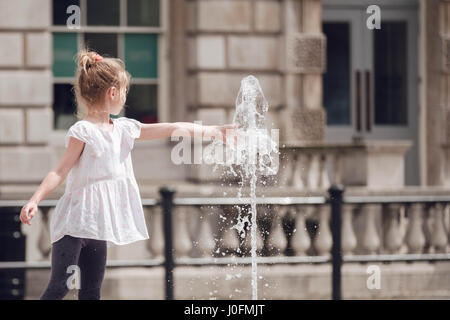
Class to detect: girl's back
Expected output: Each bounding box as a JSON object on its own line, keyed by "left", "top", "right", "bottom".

{"left": 52, "top": 117, "right": 149, "bottom": 248}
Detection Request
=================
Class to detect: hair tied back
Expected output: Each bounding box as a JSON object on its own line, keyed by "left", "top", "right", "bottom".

{"left": 93, "top": 53, "right": 103, "bottom": 62}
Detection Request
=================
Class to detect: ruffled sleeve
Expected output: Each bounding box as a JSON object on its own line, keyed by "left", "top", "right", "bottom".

{"left": 118, "top": 117, "right": 142, "bottom": 150}
{"left": 64, "top": 121, "right": 104, "bottom": 157}
{"left": 64, "top": 122, "right": 92, "bottom": 148}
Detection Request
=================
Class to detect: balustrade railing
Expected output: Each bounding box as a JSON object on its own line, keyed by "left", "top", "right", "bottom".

{"left": 1, "top": 186, "right": 450, "bottom": 300}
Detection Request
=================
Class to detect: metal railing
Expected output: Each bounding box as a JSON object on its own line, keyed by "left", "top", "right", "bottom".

{"left": 1, "top": 185, "right": 450, "bottom": 300}
{"left": 329, "top": 185, "right": 450, "bottom": 299}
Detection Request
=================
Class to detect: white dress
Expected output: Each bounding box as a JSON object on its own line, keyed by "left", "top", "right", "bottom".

{"left": 50, "top": 117, "right": 149, "bottom": 248}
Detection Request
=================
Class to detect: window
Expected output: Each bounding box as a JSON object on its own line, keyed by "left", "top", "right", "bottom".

{"left": 374, "top": 22, "right": 408, "bottom": 125}
{"left": 51, "top": 0, "right": 161, "bottom": 130}
{"left": 323, "top": 22, "right": 351, "bottom": 125}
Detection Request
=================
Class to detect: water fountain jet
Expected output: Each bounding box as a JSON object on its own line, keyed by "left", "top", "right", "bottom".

{"left": 204, "top": 75, "right": 279, "bottom": 300}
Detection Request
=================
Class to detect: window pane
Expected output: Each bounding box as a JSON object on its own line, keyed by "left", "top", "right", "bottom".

{"left": 84, "top": 33, "right": 118, "bottom": 57}
{"left": 53, "top": 33, "right": 78, "bottom": 77}
{"left": 53, "top": 0, "right": 80, "bottom": 25}
{"left": 125, "top": 34, "right": 158, "bottom": 78}
{"left": 87, "top": 0, "right": 119, "bottom": 26}
{"left": 374, "top": 22, "right": 407, "bottom": 125}
{"left": 125, "top": 84, "right": 158, "bottom": 123}
{"left": 127, "top": 0, "right": 160, "bottom": 27}
{"left": 323, "top": 23, "right": 351, "bottom": 125}
{"left": 54, "top": 84, "right": 77, "bottom": 130}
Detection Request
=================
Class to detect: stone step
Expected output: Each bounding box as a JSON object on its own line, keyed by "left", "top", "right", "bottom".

{"left": 25, "top": 262, "right": 450, "bottom": 299}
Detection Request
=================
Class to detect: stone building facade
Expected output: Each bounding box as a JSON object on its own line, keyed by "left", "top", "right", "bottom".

{"left": 1, "top": 0, "right": 450, "bottom": 299}
{"left": 1, "top": 0, "right": 449, "bottom": 190}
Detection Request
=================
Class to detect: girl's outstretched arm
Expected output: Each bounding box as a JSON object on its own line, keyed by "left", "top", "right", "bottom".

{"left": 138, "top": 122, "right": 238, "bottom": 143}
{"left": 19, "top": 137, "right": 85, "bottom": 225}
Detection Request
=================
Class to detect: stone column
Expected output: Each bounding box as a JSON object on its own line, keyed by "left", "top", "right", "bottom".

{"left": 281, "top": 0, "right": 326, "bottom": 143}
{"left": 438, "top": 0, "right": 450, "bottom": 186}
{"left": 0, "top": 0, "right": 53, "bottom": 193}
{"left": 169, "top": 0, "right": 188, "bottom": 123}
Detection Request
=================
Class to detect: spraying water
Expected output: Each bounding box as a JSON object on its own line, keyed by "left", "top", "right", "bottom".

{"left": 204, "top": 75, "right": 279, "bottom": 300}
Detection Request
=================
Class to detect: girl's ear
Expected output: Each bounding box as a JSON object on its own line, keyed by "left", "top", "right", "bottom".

{"left": 104, "top": 87, "right": 114, "bottom": 104}
{"left": 106, "top": 86, "right": 117, "bottom": 99}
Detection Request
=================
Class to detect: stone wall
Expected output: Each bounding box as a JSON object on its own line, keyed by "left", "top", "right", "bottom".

{"left": 185, "top": 0, "right": 325, "bottom": 136}
{"left": 0, "top": 0, "right": 53, "bottom": 186}
{"left": 183, "top": 0, "right": 326, "bottom": 181}
{"left": 186, "top": 0, "right": 283, "bottom": 119}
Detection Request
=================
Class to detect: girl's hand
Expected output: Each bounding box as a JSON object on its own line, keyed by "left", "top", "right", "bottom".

{"left": 20, "top": 201, "right": 38, "bottom": 225}
{"left": 215, "top": 123, "right": 241, "bottom": 146}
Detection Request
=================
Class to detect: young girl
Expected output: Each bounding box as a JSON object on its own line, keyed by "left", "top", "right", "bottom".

{"left": 19, "top": 49, "right": 236, "bottom": 300}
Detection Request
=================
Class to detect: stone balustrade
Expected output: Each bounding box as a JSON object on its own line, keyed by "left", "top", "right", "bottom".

{"left": 278, "top": 140, "right": 412, "bottom": 190}
{"left": 30, "top": 198, "right": 450, "bottom": 263}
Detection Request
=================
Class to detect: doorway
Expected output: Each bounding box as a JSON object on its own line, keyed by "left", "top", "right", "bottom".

{"left": 322, "top": 0, "right": 419, "bottom": 185}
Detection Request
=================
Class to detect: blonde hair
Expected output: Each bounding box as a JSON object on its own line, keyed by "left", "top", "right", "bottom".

{"left": 73, "top": 48, "right": 131, "bottom": 119}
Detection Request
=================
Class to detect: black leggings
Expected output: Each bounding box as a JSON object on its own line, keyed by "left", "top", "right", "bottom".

{"left": 40, "top": 235, "right": 107, "bottom": 300}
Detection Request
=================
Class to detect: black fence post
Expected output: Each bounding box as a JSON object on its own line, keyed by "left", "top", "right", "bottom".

{"left": 328, "top": 184, "right": 345, "bottom": 301}
{"left": 159, "top": 186, "right": 176, "bottom": 300}
{"left": 0, "top": 206, "right": 26, "bottom": 300}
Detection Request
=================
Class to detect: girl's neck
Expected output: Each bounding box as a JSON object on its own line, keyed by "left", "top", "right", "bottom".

{"left": 85, "top": 110, "right": 111, "bottom": 125}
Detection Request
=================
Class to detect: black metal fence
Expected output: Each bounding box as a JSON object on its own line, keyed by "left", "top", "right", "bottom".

{"left": 0, "top": 206, "right": 25, "bottom": 299}
{"left": 1, "top": 185, "right": 450, "bottom": 300}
